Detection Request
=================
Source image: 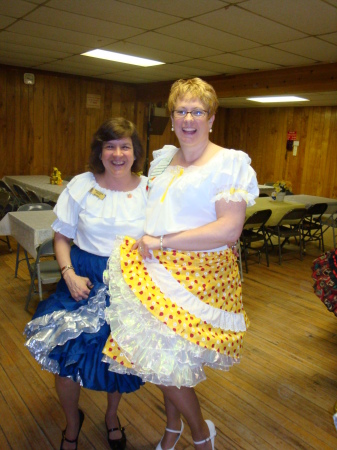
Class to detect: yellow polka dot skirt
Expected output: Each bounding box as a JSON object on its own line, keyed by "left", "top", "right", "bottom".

{"left": 102, "top": 237, "right": 249, "bottom": 387}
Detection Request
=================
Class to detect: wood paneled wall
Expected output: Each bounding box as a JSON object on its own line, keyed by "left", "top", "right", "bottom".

{"left": 222, "top": 106, "right": 337, "bottom": 198}
{"left": 0, "top": 64, "right": 336, "bottom": 199}
{"left": 0, "top": 65, "right": 139, "bottom": 178}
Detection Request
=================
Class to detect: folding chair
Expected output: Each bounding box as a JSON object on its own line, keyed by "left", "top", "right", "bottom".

{"left": 26, "top": 189, "right": 42, "bottom": 203}
{"left": 266, "top": 208, "right": 307, "bottom": 264}
{"left": 318, "top": 208, "right": 337, "bottom": 250}
{"left": 25, "top": 237, "right": 61, "bottom": 311}
{"left": 0, "top": 191, "right": 13, "bottom": 251}
{"left": 301, "top": 203, "right": 328, "bottom": 251}
{"left": 12, "top": 184, "right": 31, "bottom": 205}
{"left": 15, "top": 203, "right": 53, "bottom": 277}
{"left": 240, "top": 209, "right": 272, "bottom": 272}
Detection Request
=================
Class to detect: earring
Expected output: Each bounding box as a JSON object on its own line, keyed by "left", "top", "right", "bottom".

{"left": 209, "top": 128, "right": 212, "bottom": 133}
{"left": 171, "top": 126, "right": 174, "bottom": 131}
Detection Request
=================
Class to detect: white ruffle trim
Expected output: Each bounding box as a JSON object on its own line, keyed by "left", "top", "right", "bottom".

{"left": 143, "top": 253, "right": 246, "bottom": 332}
{"left": 103, "top": 238, "right": 240, "bottom": 388}
{"left": 24, "top": 287, "right": 107, "bottom": 374}
{"left": 212, "top": 189, "right": 257, "bottom": 207}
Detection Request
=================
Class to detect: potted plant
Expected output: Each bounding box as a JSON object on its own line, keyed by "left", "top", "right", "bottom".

{"left": 273, "top": 180, "right": 292, "bottom": 201}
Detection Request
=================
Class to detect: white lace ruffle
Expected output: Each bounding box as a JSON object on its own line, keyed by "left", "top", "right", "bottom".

{"left": 103, "top": 238, "right": 239, "bottom": 388}
{"left": 143, "top": 253, "right": 246, "bottom": 332}
{"left": 24, "top": 287, "right": 107, "bottom": 374}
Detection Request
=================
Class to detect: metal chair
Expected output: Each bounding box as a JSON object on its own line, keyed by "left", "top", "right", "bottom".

{"left": 301, "top": 203, "right": 328, "bottom": 251}
{"left": 240, "top": 209, "right": 272, "bottom": 272}
{"left": 266, "top": 208, "right": 307, "bottom": 264}
{"left": 319, "top": 208, "right": 337, "bottom": 250}
{"left": 26, "top": 189, "right": 41, "bottom": 203}
{"left": 12, "top": 184, "right": 31, "bottom": 205}
{"left": 0, "top": 191, "right": 13, "bottom": 251}
{"left": 15, "top": 203, "right": 53, "bottom": 277}
{"left": 0, "top": 180, "right": 21, "bottom": 210}
{"left": 25, "top": 237, "right": 61, "bottom": 311}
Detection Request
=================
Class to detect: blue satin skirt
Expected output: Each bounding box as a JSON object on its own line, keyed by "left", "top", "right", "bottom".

{"left": 26, "top": 245, "right": 144, "bottom": 394}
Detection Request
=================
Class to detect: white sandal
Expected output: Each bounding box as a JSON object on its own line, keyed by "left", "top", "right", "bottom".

{"left": 156, "top": 419, "right": 184, "bottom": 450}
{"left": 193, "top": 420, "right": 216, "bottom": 450}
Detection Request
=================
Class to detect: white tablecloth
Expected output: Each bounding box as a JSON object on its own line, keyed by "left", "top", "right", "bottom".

{"left": 286, "top": 195, "right": 337, "bottom": 215}
{"left": 258, "top": 185, "right": 274, "bottom": 196}
{"left": 0, "top": 211, "right": 56, "bottom": 258}
{"left": 3, "top": 175, "right": 68, "bottom": 202}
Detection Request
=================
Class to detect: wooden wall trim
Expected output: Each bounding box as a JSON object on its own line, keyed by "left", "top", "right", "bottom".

{"left": 136, "top": 62, "right": 337, "bottom": 102}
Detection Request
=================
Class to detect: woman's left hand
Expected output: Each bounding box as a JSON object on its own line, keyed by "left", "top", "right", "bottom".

{"left": 132, "top": 235, "right": 161, "bottom": 259}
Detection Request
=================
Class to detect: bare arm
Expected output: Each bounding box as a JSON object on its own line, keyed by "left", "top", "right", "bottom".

{"left": 134, "top": 198, "right": 246, "bottom": 258}
{"left": 54, "top": 232, "right": 93, "bottom": 301}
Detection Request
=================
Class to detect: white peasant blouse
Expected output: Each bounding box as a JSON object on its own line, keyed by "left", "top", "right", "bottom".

{"left": 52, "top": 172, "right": 148, "bottom": 256}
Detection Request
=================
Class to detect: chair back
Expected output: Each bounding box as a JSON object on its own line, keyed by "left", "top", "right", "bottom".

{"left": 0, "top": 180, "right": 15, "bottom": 194}
{"left": 12, "top": 184, "right": 31, "bottom": 203}
{"left": 277, "top": 208, "right": 307, "bottom": 226}
{"left": 18, "top": 203, "right": 53, "bottom": 212}
{"left": 305, "top": 202, "right": 328, "bottom": 218}
{"left": 0, "top": 191, "right": 12, "bottom": 218}
{"left": 36, "top": 237, "right": 56, "bottom": 258}
{"left": 244, "top": 209, "right": 272, "bottom": 229}
{"left": 26, "top": 189, "right": 41, "bottom": 203}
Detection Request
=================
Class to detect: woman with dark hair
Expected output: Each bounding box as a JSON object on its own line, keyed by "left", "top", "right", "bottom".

{"left": 102, "top": 80, "right": 259, "bottom": 449}
{"left": 25, "top": 117, "right": 147, "bottom": 450}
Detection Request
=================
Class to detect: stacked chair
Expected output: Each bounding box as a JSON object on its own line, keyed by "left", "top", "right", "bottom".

{"left": 25, "top": 237, "right": 61, "bottom": 311}
{"left": 240, "top": 209, "right": 272, "bottom": 273}
{"left": 266, "top": 208, "right": 307, "bottom": 264}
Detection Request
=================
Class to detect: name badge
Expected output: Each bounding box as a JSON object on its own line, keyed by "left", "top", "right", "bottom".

{"left": 89, "top": 187, "right": 106, "bottom": 200}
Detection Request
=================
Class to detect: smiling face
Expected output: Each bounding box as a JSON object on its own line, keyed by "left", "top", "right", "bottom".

{"left": 172, "top": 97, "right": 214, "bottom": 149}
{"left": 101, "top": 137, "right": 135, "bottom": 179}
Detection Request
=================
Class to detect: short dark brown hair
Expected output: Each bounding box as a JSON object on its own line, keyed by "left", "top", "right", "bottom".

{"left": 88, "top": 117, "right": 144, "bottom": 174}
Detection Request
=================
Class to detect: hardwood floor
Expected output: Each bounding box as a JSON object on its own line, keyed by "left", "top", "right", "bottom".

{"left": 0, "top": 232, "right": 337, "bottom": 449}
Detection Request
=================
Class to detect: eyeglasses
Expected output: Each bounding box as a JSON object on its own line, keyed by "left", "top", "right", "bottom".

{"left": 172, "top": 109, "right": 208, "bottom": 119}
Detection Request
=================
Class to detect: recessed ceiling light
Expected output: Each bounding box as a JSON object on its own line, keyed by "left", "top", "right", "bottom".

{"left": 247, "top": 96, "right": 309, "bottom": 103}
{"left": 81, "top": 49, "right": 165, "bottom": 67}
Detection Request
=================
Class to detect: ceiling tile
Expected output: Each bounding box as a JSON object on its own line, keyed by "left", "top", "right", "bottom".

{"left": 236, "top": 46, "right": 317, "bottom": 66}
{"left": 7, "top": 20, "right": 113, "bottom": 47}
{"left": 126, "top": 32, "right": 222, "bottom": 58}
{"left": 274, "top": 37, "right": 337, "bottom": 62}
{"left": 158, "top": 21, "right": 259, "bottom": 52}
{"left": 193, "top": 5, "right": 306, "bottom": 44}
{"left": 24, "top": 6, "right": 143, "bottom": 40}
{"left": 242, "top": 0, "right": 337, "bottom": 35}
{"left": 0, "top": 0, "right": 36, "bottom": 18}
{"left": 103, "top": 41, "right": 186, "bottom": 64}
{"left": 117, "top": 0, "right": 225, "bottom": 17}
{"left": 46, "top": 0, "right": 181, "bottom": 29}
{"left": 0, "top": 15, "right": 17, "bottom": 28}
{"left": 320, "top": 32, "right": 337, "bottom": 46}
{"left": 0, "top": 42, "right": 70, "bottom": 59}
{"left": 205, "top": 53, "right": 280, "bottom": 70}
{"left": 0, "top": 31, "right": 91, "bottom": 54}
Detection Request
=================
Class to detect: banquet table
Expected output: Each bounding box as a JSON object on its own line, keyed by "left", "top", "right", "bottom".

{"left": 285, "top": 195, "right": 337, "bottom": 215}
{"left": 258, "top": 184, "right": 275, "bottom": 196}
{"left": 246, "top": 197, "right": 306, "bottom": 227}
{"left": 3, "top": 175, "right": 68, "bottom": 203}
{"left": 0, "top": 210, "right": 56, "bottom": 258}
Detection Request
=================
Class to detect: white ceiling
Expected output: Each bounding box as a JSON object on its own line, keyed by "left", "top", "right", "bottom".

{"left": 1, "top": 0, "right": 337, "bottom": 107}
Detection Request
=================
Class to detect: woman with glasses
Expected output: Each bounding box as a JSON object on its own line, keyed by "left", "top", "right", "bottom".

{"left": 102, "top": 78, "right": 259, "bottom": 449}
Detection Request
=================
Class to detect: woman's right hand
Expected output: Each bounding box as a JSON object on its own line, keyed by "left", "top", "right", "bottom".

{"left": 63, "top": 270, "right": 93, "bottom": 301}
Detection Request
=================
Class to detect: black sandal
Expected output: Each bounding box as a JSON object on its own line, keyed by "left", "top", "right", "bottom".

{"left": 105, "top": 416, "right": 126, "bottom": 450}
{"left": 60, "top": 409, "right": 85, "bottom": 450}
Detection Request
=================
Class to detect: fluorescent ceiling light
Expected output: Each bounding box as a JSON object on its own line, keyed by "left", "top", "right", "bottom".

{"left": 247, "top": 96, "right": 309, "bottom": 103}
{"left": 81, "top": 49, "right": 164, "bottom": 67}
